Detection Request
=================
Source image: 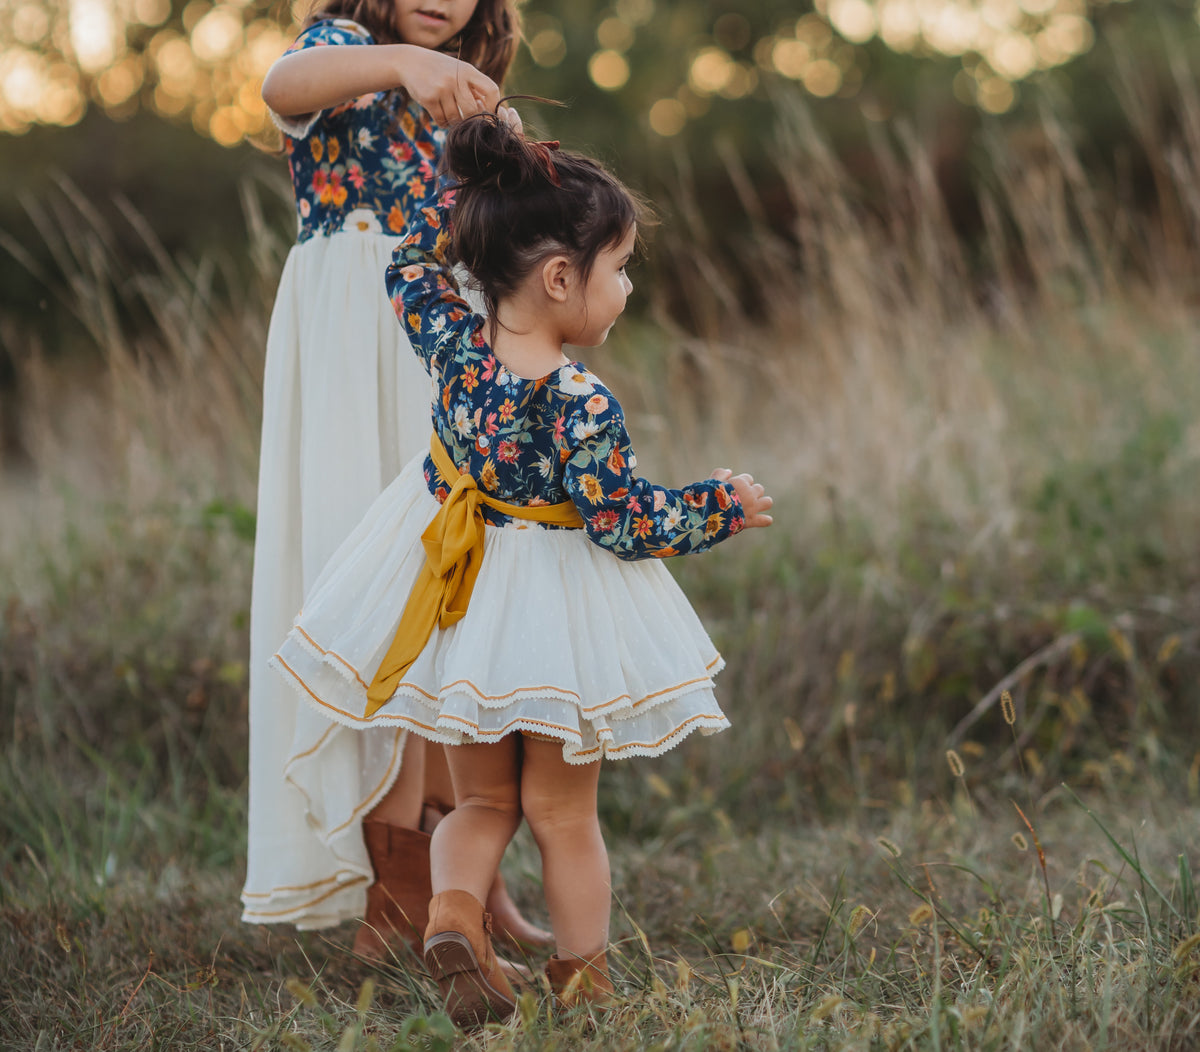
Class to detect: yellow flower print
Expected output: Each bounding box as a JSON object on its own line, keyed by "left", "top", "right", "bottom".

{"left": 310, "top": 137, "right": 323, "bottom": 162}
{"left": 579, "top": 474, "right": 604, "bottom": 503}
{"left": 327, "top": 137, "right": 340, "bottom": 163}
{"left": 479, "top": 457, "right": 498, "bottom": 492}
{"left": 704, "top": 512, "right": 725, "bottom": 538}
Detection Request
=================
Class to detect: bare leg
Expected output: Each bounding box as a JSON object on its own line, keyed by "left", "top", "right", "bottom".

{"left": 423, "top": 742, "right": 456, "bottom": 816}
{"left": 519, "top": 738, "right": 609, "bottom": 959}
{"left": 432, "top": 738, "right": 523, "bottom": 903}
{"left": 364, "top": 733, "right": 426, "bottom": 828}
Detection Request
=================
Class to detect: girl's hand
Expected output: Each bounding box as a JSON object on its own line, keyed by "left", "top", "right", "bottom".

{"left": 711, "top": 469, "right": 774, "bottom": 529}
{"left": 397, "top": 45, "right": 500, "bottom": 125}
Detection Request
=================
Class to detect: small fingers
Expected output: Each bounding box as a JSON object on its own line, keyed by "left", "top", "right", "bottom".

{"left": 711, "top": 468, "right": 733, "bottom": 481}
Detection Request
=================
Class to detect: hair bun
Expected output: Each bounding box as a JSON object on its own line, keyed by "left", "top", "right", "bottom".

{"left": 444, "top": 112, "right": 559, "bottom": 191}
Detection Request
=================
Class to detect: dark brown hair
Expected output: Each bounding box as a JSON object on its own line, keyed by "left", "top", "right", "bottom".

{"left": 304, "top": 0, "right": 521, "bottom": 88}
{"left": 443, "top": 110, "right": 650, "bottom": 325}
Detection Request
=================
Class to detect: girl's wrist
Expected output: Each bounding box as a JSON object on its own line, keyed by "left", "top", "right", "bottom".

{"left": 390, "top": 43, "right": 422, "bottom": 94}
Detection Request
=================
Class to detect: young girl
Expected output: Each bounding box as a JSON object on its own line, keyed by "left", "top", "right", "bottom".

{"left": 271, "top": 112, "right": 774, "bottom": 1024}
{"left": 242, "top": 0, "right": 551, "bottom": 960}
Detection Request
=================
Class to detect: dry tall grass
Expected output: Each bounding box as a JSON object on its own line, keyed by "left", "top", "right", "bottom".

{"left": 2, "top": 41, "right": 1200, "bottom": 1051}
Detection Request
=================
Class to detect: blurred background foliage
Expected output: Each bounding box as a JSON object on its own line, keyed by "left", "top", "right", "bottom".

{"left": 2, "top": 0, "right": 1199, "bottom": 355}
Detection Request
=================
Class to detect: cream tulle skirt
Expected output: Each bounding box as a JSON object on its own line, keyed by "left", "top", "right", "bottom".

{"left": 241, "top": 230, "right": 433, "bottom": 930}
{"left": 272, "top": 456, "right": 731, "bottom": 763}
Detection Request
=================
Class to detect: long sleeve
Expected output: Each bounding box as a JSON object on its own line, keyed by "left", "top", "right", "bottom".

{"left": 560, "top": 392, "right": 744, "bottom": 560}
{"left": 384, "top": 185, "right": 483, "bottom": 374}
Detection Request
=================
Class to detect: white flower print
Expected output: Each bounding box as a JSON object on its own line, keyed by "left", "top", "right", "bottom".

{"left": 356, "top": 127, "right": 376, "bottom": 150}
{"left": 452, "top": 404, "right": 475, "bottom": 438}
{"left": 662, "top": 505, "right": 685, "bottom": 531}
{"left": 557, "top": 366, "right": 595, "bottom": 395}
{"left": 572, "top": 418, "right": 603, "bottom": 442}
{"left": 342, "top": 208, "right": 382, "bottom": 234}
{"left": 536, "top": 453, "right": 554, "bottom": 479}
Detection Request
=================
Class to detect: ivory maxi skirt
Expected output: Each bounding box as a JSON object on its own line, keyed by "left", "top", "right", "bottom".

{"left": 240, "top": 229, "right": 433, "bottom": 930}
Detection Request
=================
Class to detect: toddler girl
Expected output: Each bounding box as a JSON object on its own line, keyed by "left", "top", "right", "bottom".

{"left": 272, "top": 110, "right": 773, "bottom": 1025}
{"left": 242, "top": 0, "right": 549, "bottom": 960}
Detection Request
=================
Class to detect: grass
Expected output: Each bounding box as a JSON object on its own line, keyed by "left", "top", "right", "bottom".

{"left": 3, "top": 36, "right": 1200, "bottom": 1050}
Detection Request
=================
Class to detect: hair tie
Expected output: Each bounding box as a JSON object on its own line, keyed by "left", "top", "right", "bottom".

{"left": 530, "top": 140, "right": 561, "bottom": 187}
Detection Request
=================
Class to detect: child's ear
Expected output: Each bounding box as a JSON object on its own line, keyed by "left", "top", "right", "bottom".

{"left": 541, "top": 255, "right": 573, "bottom": 302}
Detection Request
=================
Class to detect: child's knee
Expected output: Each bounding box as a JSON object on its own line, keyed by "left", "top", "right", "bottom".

{"left": 457, "top": 789, "right": 522, "bottom": 829}
{"left": 522, "top": 792, "right": 597, "bottom": 840}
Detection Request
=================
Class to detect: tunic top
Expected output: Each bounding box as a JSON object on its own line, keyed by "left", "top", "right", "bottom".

{"left": 384, "top": 187, "right": 746, "bottom": 560}
{"left": 273, "top": 19, "right": 444, "bottom": 243}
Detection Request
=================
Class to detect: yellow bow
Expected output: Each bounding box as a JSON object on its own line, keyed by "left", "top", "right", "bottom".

{"left": 366, "top": 431, "right": 584, "bottom": 715}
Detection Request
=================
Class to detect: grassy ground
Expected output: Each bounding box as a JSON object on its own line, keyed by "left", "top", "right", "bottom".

{"left": 4, "top": 63, "right": 1200, "bottom": 1049}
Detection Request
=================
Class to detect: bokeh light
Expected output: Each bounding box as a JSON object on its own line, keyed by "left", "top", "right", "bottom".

{"left": 588, "top": 49, "right": 630, "bottom": 91}
{"left": 0, "top": 0, "right": 1118, "bottom": 143}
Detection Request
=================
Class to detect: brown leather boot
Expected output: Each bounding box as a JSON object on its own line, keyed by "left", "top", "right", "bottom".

{"left": 424, "top": 890, "right": 517, "bottom": 1027}
{"left": 545, "top": 951, "right": 615, "bottom": 1009}
{"left": 351, "top": 820, "right": 431, "bottom": 961}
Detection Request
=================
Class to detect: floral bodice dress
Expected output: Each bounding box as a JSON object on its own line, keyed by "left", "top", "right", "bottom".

{"left": 242, "top": 18, "right": 448, "bottom": 931}
{"left": 389, "top": 187, "right": 745, "bottom": 555}
{"left": 277, "top": 19, "right": 444, "bottom": 241}
{"left": 271, "top": 186, "right": 743, "bottom": 765}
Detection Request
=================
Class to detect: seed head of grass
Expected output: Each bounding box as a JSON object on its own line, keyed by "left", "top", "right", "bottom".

{"left": 1012, "top": 832, "right": 1029, "bottom": 851}
{"left": 876, "top": 836, "right": 902, "bottom": 858}
{"left": 1001, "top": 690, "right": 1016, "bottom": 725}
{"left": 946, "top": 749, "right": 965, "bottom": 778}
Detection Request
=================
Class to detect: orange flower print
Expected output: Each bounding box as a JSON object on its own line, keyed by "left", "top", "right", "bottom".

{"left": 479, "top": 457, "right": 498, "bottom": 491}
{"left": 310, "top": 137, "right": 323, "bottom": 162}
{"left": 590, "top": 509, "right": 619, "bottom": 533}
{"left": 704, "top": 512, "right": 724, "bottom": 538}
{"left": 498, "top": 398, "right": 516, "bottom": 423}
{"left": 401, "top": 111, "right": 417, "bottom": 139}
{"left": 326, "top": 137, "right": 340, "bottom": 163}
{"left": 462, "top": 364, "right": 479, "bottom": 392}
{"left": 653, "top": 547, "right": 678, "bottom": 559}
{"left": 388, "top": 204, "right": 406, "bottom": 233}
{"left": 633, "top": 515, "right": 654, "bottom": 539}
{"left": 606, "top": 447, "right": 625, "bottom": 473}
{"left": 715, "top": 486, "right": 732, "bottom": 510}
{"left": 497, "top": 439, "right": 519, "bottom": 463}
{"left": 442, "top": 385, "right": 452, "bottom": 411}
{"left": 584, "top": 393, "right": 609, "bottom": 415}
{"left": 407, "top": 176, "right": 426, "bottom": 198}
{"left": 329, "top": 172, "right": 347, "bottom": 207}
{"left": 579, "top": 474, "right": 604, "bottom": 503}
{"left": 408, "top": 311, "right": 421, "bottom": 332}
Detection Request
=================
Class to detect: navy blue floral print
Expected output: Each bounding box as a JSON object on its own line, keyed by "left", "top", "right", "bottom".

{"left": 274, "top": 19, "right": 445, "bottom": 243}
{"left": 384, "top": 188, "right": 746, "bottom": 560}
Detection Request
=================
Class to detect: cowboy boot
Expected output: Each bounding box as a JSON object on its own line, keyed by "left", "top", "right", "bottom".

{"left": 545, "top": 950, "right": 616, "bottom": 1009}
{"left": 351, "top": 820, "right": 431, "bottom": 961}
{"left": 424, "top": 889, "right": 517, "bottom": 1027}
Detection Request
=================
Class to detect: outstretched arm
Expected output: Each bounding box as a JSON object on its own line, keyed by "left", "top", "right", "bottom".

{"left": 263, "top": 33, "right": 499, "bottom": 128}
{"left": 385, "top": 187, "right": 481, "bottom": 373}
{"left": 561, "top": 400, "right": 756, "bottom": 560}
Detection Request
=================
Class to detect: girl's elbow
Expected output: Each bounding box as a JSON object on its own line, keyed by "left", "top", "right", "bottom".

{"left": 260, "top": 65, "right": 300, "bottom": 115}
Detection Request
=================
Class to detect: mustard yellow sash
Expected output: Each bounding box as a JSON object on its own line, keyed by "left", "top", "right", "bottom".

{"left": 366, "top": 431, "right": 585, "bottom": 715}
